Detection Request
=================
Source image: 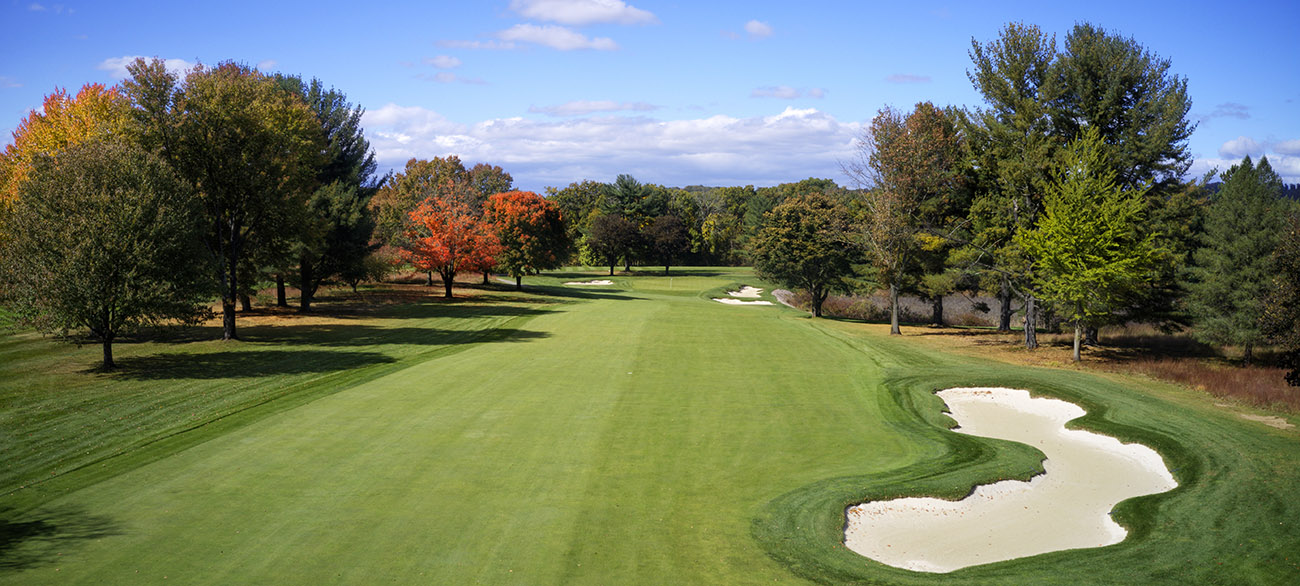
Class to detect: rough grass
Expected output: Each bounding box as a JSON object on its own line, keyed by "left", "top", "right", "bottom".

{"left": 1, "top": 269, "right": 1298, "bottom": 584}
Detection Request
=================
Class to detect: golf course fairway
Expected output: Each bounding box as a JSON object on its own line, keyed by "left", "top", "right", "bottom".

{"left": 2, "top": 268, "right": 1299, "bottom": 584}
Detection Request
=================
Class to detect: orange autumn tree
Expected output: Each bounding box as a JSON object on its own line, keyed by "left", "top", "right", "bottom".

{"left": 0, "top": 84, "right": 131, "bottom": 219}
{"left": 484, "top": 190, "right": 569, "bottom": 290}
{"left": 403, "top": 196, "right": 500, "bottom": 298}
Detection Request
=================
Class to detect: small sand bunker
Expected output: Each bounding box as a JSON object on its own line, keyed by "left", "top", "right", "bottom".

{"left": 713, "top": 298, "right": 773, "bottom": 305}
{"left": 564, "top": 280, "right": 614, "bottom": 285}
{"left": 844, "top": 387, "right": 1177, "bottom": 573}
{"left": 727, "top": 286, "right": 764, "bottom": 298}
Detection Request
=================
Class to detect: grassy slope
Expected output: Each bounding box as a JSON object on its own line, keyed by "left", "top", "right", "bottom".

{"left": 1, "top": 269, "right": 1298, "bottom": 584}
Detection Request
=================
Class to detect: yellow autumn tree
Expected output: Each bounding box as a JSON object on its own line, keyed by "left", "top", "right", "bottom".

{"left": 0, "top": 84, "right": 132, "bottom": 211}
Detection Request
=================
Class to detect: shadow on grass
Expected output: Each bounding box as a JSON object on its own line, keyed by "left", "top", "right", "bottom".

{"left": 0, "top": 506, "right": 120, "bottom": 571}
{"left": 106, "top": 349, "right": 398, "bottom": 380}
{"left": 239, "top": 325, "right": 551, "bottom": 347}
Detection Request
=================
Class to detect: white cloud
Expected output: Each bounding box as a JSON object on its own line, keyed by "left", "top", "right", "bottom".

{"left": 1191, "top": 151, "right": 1300, "bottom": 185}
{"left": 97, "top": 56, "right": 195, "bottom": 80}
{"left": 1219, "top": 136, "right": 1262, "bottom": 158}
{"left": 886, "top": 73, "right": 931, "bottom": 84}
{"left": 744, "top": 20, "right": 773, "bottom": 38}
{"left": 362, "top": 104, "right": 861, "bottom": 189}
{"left": 29, "top": 3, "right": 45, "bottom": 11}
{"left": 1275, "top": 139, "right": 1300, "bottom": 156}
{"left": 425, "top": 55, "right": 462, "bottom": 69}
{"left": 751, "top": 86, "right": 826, "bottom": 99}
{"left": 0, "top": 76, "right": 22, "bottom": 88}
{"left": 509, "top": 0, "right": 657, "bottom": 26}
{"left": 497, "top": 24, "right": 618, "bottom": 51}
{"left": 529, "top": 100, "right": 658, "bottom": 116}
{"left": 257, "top": 59, "right": 278, "bottom": 71}
{"left": 437, "top": 39, "right": 518, "bottom": 50}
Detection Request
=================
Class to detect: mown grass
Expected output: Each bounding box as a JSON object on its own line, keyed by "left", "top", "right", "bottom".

{"left": 1, "top": 268, "right": 1298, "bottom": 584}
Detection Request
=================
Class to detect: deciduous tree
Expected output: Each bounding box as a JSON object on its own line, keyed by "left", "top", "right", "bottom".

{"left": 0, "top": 139, "right": 212, "bottom": 369}
{"left": 402, "top": 196, "right": 500, "bottom": 298}
{"left": 587, "top": 214, "right": 641, "bottom": 276}
{"left": 0, "top": 84, "right": 131, "bottom": 229}
{"left": 123, "top": 59, "right": 323, "bottom": 340}
{"left": 484, "top": 190, "right": 568, "bottom": 290}
{"left": 645, "top": 214, "right": 690, "bottom": 275}
{"left": 1017, "top": 129, "right": 1160, "bottom": 362}
{"left": 752, "top": 193, "right": 856, "bottom": 318}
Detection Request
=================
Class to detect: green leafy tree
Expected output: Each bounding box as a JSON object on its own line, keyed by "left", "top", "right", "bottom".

{"left": 645, "top": 214, "right": 690, "bottom": 275}
{"left": 0, "top": 139, "right": 212, "bottom": 369}
{"left": 1185, "top": 156, "right": 1286, "bottom": 364}
{"left": 752, "top": 193, "right": 856, "bottom": 318}
{"left": 123, "top": 59, "right": 323, "bottom": 340}
{"left": 586, "top": 214, "right": 641, "bottom": 275}
{"left": 1017, "top": 129, "right": 1159, "bottom": 362}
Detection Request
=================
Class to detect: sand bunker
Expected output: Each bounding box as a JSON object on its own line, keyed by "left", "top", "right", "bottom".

{"left": 563, "top": 280, "right": 614, "bottom": 285}
{"left": 727, "top": 286, "right": 764, "bottom": 298}
{"left": 844, "top": 387, "right": 1178, "bottom": 573}
{"left": 712, "top": 298, "right": 773, "bottom": 305}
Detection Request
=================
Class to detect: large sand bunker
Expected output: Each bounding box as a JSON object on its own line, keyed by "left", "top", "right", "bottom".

{"left": 844, "top": 387, "right": 1178, "bottom": 573}
{"left": 727, "top": 286, "right": 763, "bottom": 298}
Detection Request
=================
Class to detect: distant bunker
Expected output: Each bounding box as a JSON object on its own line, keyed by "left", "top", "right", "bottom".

{"left": 844, "top": 387, "right": 1178, "bottom": 573}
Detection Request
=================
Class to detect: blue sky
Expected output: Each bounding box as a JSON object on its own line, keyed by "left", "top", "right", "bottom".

{"left": 3, "top": 0, "right": 1298, "bottom": 191}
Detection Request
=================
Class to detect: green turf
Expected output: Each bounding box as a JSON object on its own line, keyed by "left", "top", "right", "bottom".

{"left": 1, "top": 268, "right": 1298, "bottom": 584}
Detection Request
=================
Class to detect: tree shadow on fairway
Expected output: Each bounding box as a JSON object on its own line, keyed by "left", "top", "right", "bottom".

{"left": 239, "top": 324, "right": 552, "bottom": 347}
{"left": 105, "top": 349, "right": 398, "bottom": 380}
{"left": 525, "top": 285, "right": 638, "bottom": 301}
{"left": 0, "top": 506, "right": 120, "bottom": 571}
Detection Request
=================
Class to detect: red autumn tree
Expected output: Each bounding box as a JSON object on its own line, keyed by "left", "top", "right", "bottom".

{"left": 484, "top": 190, "right": 569, "bottom": 290}
{"left": 403, "top": 196, "right": 500, "bottom": 298}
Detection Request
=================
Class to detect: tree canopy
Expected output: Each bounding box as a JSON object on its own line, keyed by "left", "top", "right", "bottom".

{"left": 484, "top": 190, "right": 568, "bottom": 289}
{"left": 1, "top": 139, "right": 212, "bottom": 369}
{"left": 1017, "top": 129, "right": 1160, "bottom": 361}
{"left": 752, "top": 193, "right": 856, "bottom": 318}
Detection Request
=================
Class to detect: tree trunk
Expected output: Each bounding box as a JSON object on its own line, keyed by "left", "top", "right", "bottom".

{"left": 811, "top": 287, "right": 824, "bottom": 317}
{"left": 624, "top": 261, "right": 631, "bottom": 273}
{"left": 1024, "top": 295, "right": 1038, "bottom": 350}
{"left": 240, "top": 293, "right": 252, "bottom": 312}
{"left": 1073, "top": 321, "right": 1082, "bottom": 362}
{"left": 483, "top": 271, "right": 490, "bottom": 285}
{"left": 102, "top": 336, "right": 115, "bottom": 370}
{"left": 665, "top": 265, "right": 670, "bottom": 275}
{"left": 222, "top": 239, "right": 239, "bottom": 341}
{"left": 609, "top": 264, "right": 615, "bottom": 276}
{"left": 1084, "top": 326, "right": 1099, "bottom": 346}
{"left": 515, "top": 275, "right": 522, "bottom": 291}
{"left": 442, "top": 271, "right": 454, "bottom": 298}
{"left": 276, "top": 274, "right": 287, "bottom": 307}
{"left": 889, "top": 283, "right": 901, "bottom": 335}
{"left": 299, "top": 258, "right": 314, "bottom": 312}
{"left": 931, "top": 295, "right": 944, "bottom": 326}
{"left": 426, "top": 271, "right": 434, "bottom": 286}
{"left": 998, "top": 279, "right": 1013, "bottom": 332}
{"left": 1244, "top": 343, "right": 1254, "bottom": 366}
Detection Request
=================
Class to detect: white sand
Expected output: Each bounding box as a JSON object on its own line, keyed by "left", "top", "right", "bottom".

{"left": 727, "top": 286, "right": 764, "bottom": 298}
{"left": 844, "top": 387, "right": 1178, "bottom": 573}
{"left": 712, "top": 298, "right": 773, "bottom": 305}
{"left": 563, "top": 280, "right": 614, "bottom": 285}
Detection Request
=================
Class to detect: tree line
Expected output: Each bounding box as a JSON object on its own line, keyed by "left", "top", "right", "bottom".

{"left": 749, "top": 22, "right": 1300, "bottom": 388}
{"left": 0, "top": 60, "right": 566, "bottom": 369}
